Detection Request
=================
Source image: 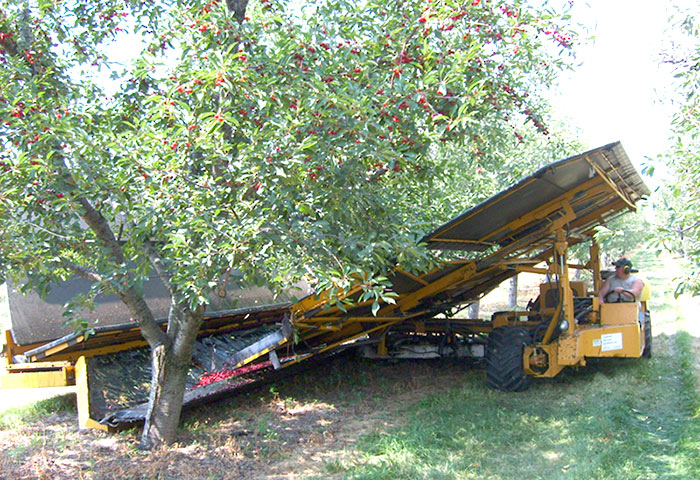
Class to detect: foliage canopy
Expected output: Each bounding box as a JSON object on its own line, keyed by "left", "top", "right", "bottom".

{"left": 654, "top": 7, "right": 700, "bottom": 296}
{"left": 0, "top": 0, "right": 576, "bottom": 446}
{"left": 0, "top": 0, "right": 577, "bottom": 301}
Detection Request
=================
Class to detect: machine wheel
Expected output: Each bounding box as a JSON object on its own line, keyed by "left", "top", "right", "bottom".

{"left": 642, "top": 311, "right": 652, "bottom": 358}
{"left": 486, "top": 326, "right": 531, "bottom": 392}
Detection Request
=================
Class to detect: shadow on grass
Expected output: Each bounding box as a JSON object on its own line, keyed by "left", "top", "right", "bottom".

{"left": 340, "top": 332, "right": 700, "bottom": 480}
{"left": 179, "top": 352, "right": 479, "bottom": 426}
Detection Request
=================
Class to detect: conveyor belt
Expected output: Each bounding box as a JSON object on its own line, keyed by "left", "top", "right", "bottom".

{"left": 3, "top": 142, "right": 651, "bottom": 429}
{"left": 86, "top": 321, "right": 291, "bottom": 424}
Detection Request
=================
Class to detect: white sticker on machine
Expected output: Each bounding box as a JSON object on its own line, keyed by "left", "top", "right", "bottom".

{"left": 600, "top": 332, "right": 623, "bottom": 352}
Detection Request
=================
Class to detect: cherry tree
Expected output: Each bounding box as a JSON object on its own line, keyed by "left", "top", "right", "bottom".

{"left": 0, "top": 0, "right": 575, "bottom": 447}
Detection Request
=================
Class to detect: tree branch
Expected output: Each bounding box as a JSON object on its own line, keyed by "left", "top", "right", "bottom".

{"left": 679, "top": 219, "right": 700, "bottom": 234}
{"left": 60, "top": 259, "right": 103, "bottom": 283}
{"left": 74, "top": 197, "right": 126, "bottom": 265}
{"left": 141, "top": 238, "right": 176, "bottom": 298}
{"left": 226, "top": 0, "right": 249, "bottom": 24}
{"left": 69, "top": 201, "right": 169, "bottom": 346}
{"left": 13, "top": 219, "right": 72, "bottom": 241}
{"left": 116, "top": 286, "right": 170, "bottom": 347}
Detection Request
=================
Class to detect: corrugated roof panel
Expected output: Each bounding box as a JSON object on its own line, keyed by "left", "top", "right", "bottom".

{"left": 422, "top": 142, "right": 648, "bottom": 251}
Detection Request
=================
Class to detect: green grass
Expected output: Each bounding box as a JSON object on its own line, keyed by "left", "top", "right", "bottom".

{"left": 0, "top": 393, "right": 76, "bottom": 430}
{"left": 339, "top": 334, "right": 699, "bottom": 480}
{"left": 1, "top": 252, "right": 698, "bottom": 480}
{"left": 676, "top": 330, "right": 700, "bottom": 474}
{"left": 335, "top": 251, "right": 700, "bottom": 480}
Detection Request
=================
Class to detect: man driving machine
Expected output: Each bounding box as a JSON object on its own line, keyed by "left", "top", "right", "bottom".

{"left": 598, "top": 258, "right": 644, "bottom": 304}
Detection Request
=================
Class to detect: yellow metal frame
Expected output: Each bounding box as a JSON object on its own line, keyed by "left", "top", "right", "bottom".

{"left": 1, "top": 144, "right": 649, "bottom": 430}
{"left": 2, "top": 330, "right": 75, "bottom": 388}
{"left": 0, "top": 311, "right": 282, "bottom": 389}
{"left": 75, "top": 356, "right": 109, "bottom": 431}
{"left": 521, "top": 229, "right": 646, "bottom": 378}
{"left": 0, "top": 365, "right": 73, "bottom": 389}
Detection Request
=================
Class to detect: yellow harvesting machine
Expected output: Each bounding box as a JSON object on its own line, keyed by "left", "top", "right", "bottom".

{"left": 1, "top": 141, "right": 651, "bottom": 429}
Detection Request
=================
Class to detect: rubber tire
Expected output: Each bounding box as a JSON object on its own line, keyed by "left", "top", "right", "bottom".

{"left": 642, "top": 311, "right": 652, "bottom": 358}
{"left": 486, "top": 326, "right": 531, "bottom": 392}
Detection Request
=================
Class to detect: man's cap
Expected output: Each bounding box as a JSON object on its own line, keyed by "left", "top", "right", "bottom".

{"left": 613, "top": 258, "right": 633, "bottom": 269}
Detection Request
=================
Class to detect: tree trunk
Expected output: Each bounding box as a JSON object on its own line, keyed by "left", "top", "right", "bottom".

{"left": 467, "top": 300, "right": 480, "bottom": 319}
{"left": 140, "top": 307, "right": 205, "bottom": 449}
{"left": 508, "top": 275, "right": 518, "bottom": 309}
{"left": 140, "top": 343, "right": 191, "bottom": 448}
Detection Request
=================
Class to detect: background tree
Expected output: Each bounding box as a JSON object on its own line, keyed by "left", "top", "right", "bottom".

{"left": 417, "top": 117, "right": 585, "bottom": 225}
{"left": 0, "top": 0, "right": 576, "bottom": 447}
{"left": 592, "top": 211, "right": 652, "bottom": 263}
{"left": 652, "top": 6, "right": 700, "bottom": 296}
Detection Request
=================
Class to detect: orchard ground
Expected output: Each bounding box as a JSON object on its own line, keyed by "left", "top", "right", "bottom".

{"left": 1, "top": 251, "right": 699, "bottom": 479}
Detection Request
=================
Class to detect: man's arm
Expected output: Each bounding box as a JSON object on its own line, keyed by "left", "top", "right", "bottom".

{"left": 629, "top": 278, "right": 644, "bottom": 299}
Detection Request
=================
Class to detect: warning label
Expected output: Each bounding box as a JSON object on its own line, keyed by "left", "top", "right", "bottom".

{"left": 600, "top": 332, "right": 623, "bottom": 352}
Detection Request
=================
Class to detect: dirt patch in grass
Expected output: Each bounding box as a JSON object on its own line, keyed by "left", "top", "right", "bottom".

{"left": 0, "top": 354, "right": 477, "bottom": 480}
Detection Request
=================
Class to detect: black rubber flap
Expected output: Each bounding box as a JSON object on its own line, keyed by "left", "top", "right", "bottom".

{"left": 90, "top": 321, "right": 292, "bottom": 426}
